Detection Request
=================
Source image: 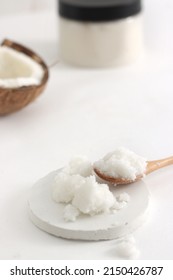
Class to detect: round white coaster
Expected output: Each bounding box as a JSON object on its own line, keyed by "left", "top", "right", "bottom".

{"left": 28, "top": 170, "right": 150, "bottom": 241}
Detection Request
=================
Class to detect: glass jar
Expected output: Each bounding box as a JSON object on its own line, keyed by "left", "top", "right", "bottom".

{"left": 58, "top": 0, "right": 143, "bottom": 67}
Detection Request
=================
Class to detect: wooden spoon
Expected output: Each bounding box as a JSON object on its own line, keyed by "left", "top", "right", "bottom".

{"left": 94, "top": 156, "right": 173, "bottom": 185}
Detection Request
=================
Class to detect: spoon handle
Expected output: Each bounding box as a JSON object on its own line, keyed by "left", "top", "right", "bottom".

{"left": 146, "top": 156, "right": 173, "bottom": 174}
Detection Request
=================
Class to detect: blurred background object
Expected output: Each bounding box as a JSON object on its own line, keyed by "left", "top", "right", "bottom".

{"left": 59, "top": 0, "right": 143, "bottom": 67}
{"left": 0, "top": 0, "right": 56, "bottom": 15}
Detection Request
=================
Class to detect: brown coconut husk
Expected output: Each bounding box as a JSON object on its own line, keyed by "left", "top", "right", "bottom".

{"left": 0, "top": 39, "right": 49, "bottom": 115}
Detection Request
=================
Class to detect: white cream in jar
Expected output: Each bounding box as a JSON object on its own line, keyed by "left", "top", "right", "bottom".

{"left": 58, "top": 0, "right": 143, "bottom": 67}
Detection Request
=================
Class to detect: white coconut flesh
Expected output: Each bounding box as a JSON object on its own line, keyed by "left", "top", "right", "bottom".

{"left": 0, "top": 46, "right": 44, "bottom": 88}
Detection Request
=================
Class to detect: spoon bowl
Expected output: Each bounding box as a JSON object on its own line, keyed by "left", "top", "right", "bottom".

{"left": 94, "top": 156, "right": 173, "bottom": 185}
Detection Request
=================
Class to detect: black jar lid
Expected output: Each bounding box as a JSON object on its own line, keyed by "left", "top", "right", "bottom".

{"left": 59, "top": 0, "right": 142, "bottom": 22}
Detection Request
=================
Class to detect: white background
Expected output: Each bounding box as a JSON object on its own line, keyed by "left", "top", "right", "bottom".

{"left": 0, "top": 0, "right": 55, "bottom": 15}
{"left": 0, "top": 0, "right": 173, "bottom": 260}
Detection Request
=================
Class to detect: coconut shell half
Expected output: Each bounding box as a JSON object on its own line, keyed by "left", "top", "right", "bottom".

{"left": 0, "top": 39, "right": 49, "bottom": 115}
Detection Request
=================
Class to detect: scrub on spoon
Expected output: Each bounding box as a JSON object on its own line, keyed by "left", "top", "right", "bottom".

{"left": 93, "top": 148, "right": 173, "bottom": 185}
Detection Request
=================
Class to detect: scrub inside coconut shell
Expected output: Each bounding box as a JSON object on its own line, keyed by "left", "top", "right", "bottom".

{"left": 0, "top": 39, "right": 49, "bottom": 115}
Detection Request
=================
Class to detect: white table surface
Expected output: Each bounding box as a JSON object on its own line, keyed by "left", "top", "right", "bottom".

{"left": 0, "top": 0, "right": 173, "bottom": 260}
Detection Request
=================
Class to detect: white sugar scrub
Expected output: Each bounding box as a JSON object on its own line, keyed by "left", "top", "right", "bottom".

{"left": 63, "top": 156, "right": 93, "bottom": 177}
{"left": 63, "top": 176, "right": 117, "bottom": 222}
{"left": 116, "top": 235, "right": 140, "bottom": 259}
{"left": 52, "top": 156, "right": 93, "bottom": 203}
{"left": 53, "top": 174, "right": 122, "bottom": 222}
{"left": 94, "top": 147, "right": 147, "bottom": 181}
{"left": 0, "top": 46, "right": 44, "bottom": 88}
{"left": 63, "top": 204, "right": 80, "bottom": 222}
{"left": 52, "top": 172, "right": 85, "bottom": 203}
{"left": 117, "top": 192, "right": 130, "bottom": 203}
{"left": 112, "top": 192, "right": 130, "bottom": 212}
{"left": 72, "top": 176, "right": 116, "bottom": 216}
{"left": 52, "top": 156, "right": 130, "bottom": 222}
